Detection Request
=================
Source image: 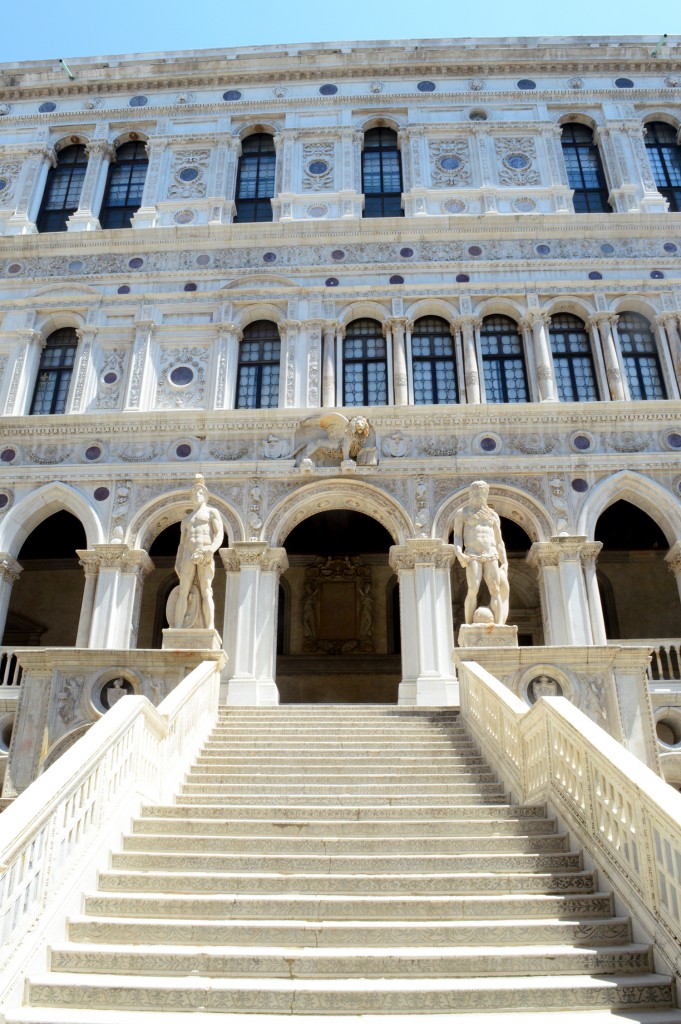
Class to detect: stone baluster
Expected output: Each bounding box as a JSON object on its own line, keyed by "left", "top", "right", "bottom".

{"left": 525, "top": 312, "right": 558, "bottom": 401}
{"left": 3, "top": 329, "right": 44, "bottom": 415}
{"left": 220, "top": 544, "right": 288, "bottom": 705}
{"left": 68, "top": 139, "right": 114, "bottom": 231}
{"left": 590, "top": 314, "right": 626, "bottom": 401}
{"left": 6, "top": 143, "right": 56, "bottom": 234}
{"left": 124, "top": 320, "right": 155, "bottom": 410}
{"left": 214, "top": 323, "right": 241, "bottom": 410}
{"left": 388, "top": 539, "right": 458, "bottom": 706}
{"left": 388, "top": 317, "right": 409, "bottom": 406}
{"left": 87, "top": 545, "right": 154, "bottom": 649}
{"left": 322, "top": 322, "right": 336, "bottom": 407}
{"left": 580, "top": 541, "right": 607, "bottom": 645}
{"left": 457, "top": 317, "right": 481, "bottom": 404}
{"left": 0, "top": 554, "right": 22, "bottom": 644}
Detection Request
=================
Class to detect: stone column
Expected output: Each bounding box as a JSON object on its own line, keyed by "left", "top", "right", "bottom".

{"left": 526, "top": 312, "right": 558, "bottom": 402}
{"left": 472, "top": 124, "right": 497, "bottom": 213}
{"left": 653, "top": 315, "right": 681, "bottom": 398}
{"left": 543, "top": 124, "right": 571, "bottom": 212}
{"left": 214, "top": 323, "right": 241, "bottom": 410}
{"left": 68, "top": 326, "right": 98, "bottom": 413}
{"left": 208, "top": 134, "right": 238, "bottom": 224}
{"left": 458, "top": 317, "right": 481, "bottom": 404}
{"left": 591, "top": 314, "right": 626, "bottom": 401}
{"left": 68, "top": 140, "right": 114, "bottom": 231}
{"left": 527, "top": 542, "right": 561, "bottom": 646}
{"left": 75, "top": 550, "right": 100, "bottom": 647}
{"left": 3, "top": 329, "right": 44, "bottom": 415}
{"left": 388, "top": 317, "right": 408, "bottom": 406}
{"left": 581, "top": 541, "right": 607, "bottom": 646}
{"left": 0, "top": 554, "right": 22, "bottom": 644}
{"left": 665, "top": 542, "right": 681, "bottom": 607}
{"left": 220, "top": 543, "right": 288, "bottom": 705}
{"left": 389, "top": 539, "right": 458, "bottom": 706}
{"left": 529, "top": 537, "right": 593, "bottom": 645}
{"left": 304, "top": 320, "right": 323, "bottom": 408}
{"left": 657, "top": 314, "right": 681, "bottom": 388}
{"left": 6, "top": 143, "right": 56, "bottom": 234}
{"left": 88, "top": 545, "right": 154, "bottom": 649}
{"left": 322, "top": 322, "right": 336, "bottom": 407}
{"left": 133, "top": 137, "right": 166, "bottom": 228}
{"left": 124, "top": 319, "right": 155, "bottom": 410}
{"left": 280, "top": 320, "right": 301, "bottom": 408}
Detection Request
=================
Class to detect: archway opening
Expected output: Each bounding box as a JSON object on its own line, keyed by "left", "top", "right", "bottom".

{"left": 3, "top": 510, "right": 86, "bottom": 646}
{"left": 278, "top": 509, "right": 399, "bottom": 703}
{"left": 451, "top": 516, "right": 542, "bottom": 644}
{"left": 595, "top": 500, "right": 678, "bottom": 639}
{"left": 137, "top": 521, "right": 226, "bottom": 648}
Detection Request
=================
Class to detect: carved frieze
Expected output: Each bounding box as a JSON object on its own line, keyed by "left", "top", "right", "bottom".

{"left": 428, "top": 139, "right": 471, "bottom": 186}
{"left": 167, "top": 149, "right": 210, "bottom": 199}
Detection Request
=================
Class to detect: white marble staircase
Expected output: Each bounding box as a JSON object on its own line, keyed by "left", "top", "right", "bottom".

{"left": 7, "top": 706, "right": 681, "bottom": 1022}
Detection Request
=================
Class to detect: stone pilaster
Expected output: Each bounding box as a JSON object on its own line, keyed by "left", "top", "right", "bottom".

{"left": 322, "top": 322, "right": 337, "bottom": 407}
{"left": 68, "top": 139, "right": 114, "bottom": 231}
{"left": 303, "top": 320, "right": 323, "bottom": 408}
{"left": 133, "top": 137, "right": 166, "bottom": 227}
{"left": 524, "top": 312, "right": 558, "bottom": 402}
{"left": 580, "top": 541, "right": 607, "bottom": 645}
{"left": 124, "top": 319, "right": 155, "bottom": 410}
{"left": 214, "top": 323, "right": 242, "bottom": 410}
{"left": 654, "top": 314, "right": 681, "bottom": 397}
{"left": 220, "top": 543, "right": 289, "bottom": 705}
{"left": 3, "top": 329, "right": 44, "bottom": 415}
{"left": 280, "top": 320, "right": 301, "bottom": 408}
{"left": 389, "top": 539, "right": 458, "bottom": 706}
{"left": 5, "top": 143, "right": 56, "bottom": 234}
{"left": 75, "top": 550, "right": 100, "bottom": 647}
{"left": 87, "top": 544, "right": 154, "bottom": 649}
{"left": 69, "top": 326, "right": 98, "bottom": 413}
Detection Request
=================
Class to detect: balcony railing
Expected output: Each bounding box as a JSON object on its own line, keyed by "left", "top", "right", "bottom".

{"left": 611, "top": 639, "right": 681, "bottom": 681}
{"left": 0, "top": 649, "right": 22, "bottom": 690}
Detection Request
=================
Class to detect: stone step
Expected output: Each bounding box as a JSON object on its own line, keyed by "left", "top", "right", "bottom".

{"left": 67, "top": 915, "right": 631, "bottom": 947}
{"left": 178, "top": 782, "right": 507, "bottom": 796}
{"left": 24, "top": 972, "right": 675, "bottom": 1014}
{"left": 186, "top": 768, "right": 500, "bottom": 781}
{"left": 141, "top": 803, "right": 546, "bottom": 821}
{"left": 121, "top": 834, "right": 568, "bottom": 856}
{"left": 177, "top": 793, "right": 510, "bottom": 806}
{"left": 131, "top": 816, "right": 558, "bottom": 838}
{"left": 81, "top": 891, "right": 614, "bottom": 921}
{"left": 47, "top": 941, "right": 653, "bottom": 979}
{"left": 194, "top": 754, "right": 487, "bottom": 766}
{"left": 110, "top": 851, "right": 582, "bottom": 874}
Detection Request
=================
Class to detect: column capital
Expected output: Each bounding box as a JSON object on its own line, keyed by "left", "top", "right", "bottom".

{"left": 527, "top": 540, "right": 561, "bottom": 569}
{"left": 456, "top": 315, "right": 481, "bottom": 332}
{"left": 76, "top": 549, "right": 101, "bottom": 577}
{"left": 92, "top": 543, "right": 154, "bottom": 577}
{"left": 389, "top": 538, "right": 456, "bottom": 571}
{"left": 0, "top": 553, "right": 22, "bottom": 584}
{"left": 85, "top": 139, "right": 115, "bottom": 162}
{"left": 387, "top": 316, "right": 408, "bottom": 331}
{"left": 580, "top": 541, "right": 603, "bottom": 568}
{"left": 15, "top": 328, "right": 44, "bottom": 348}
{"left": 522, "top": 310, "right": 550, "bottom": 329}
{"left": 220, "top": 543, "right": 288, "bottom": 574}
{"left": 134, "top": 319, "right": 156, "bottom": 335}
{"left": 75, "top": 326, "right": 98, "bottom": 344}
{"left": 279, "top": 319, "right": 301, "bottom": 335}
{"left": 655, "top": 311, "right": 681, "bottom": 329}
{"left": 588, "top": 312, "right": 618, "bottom": 328}
{"left": 665, "top": 540, "right": 681, "bottom": 578}
{"left": 218, "top": 322, "right": 242, "bottom": 340}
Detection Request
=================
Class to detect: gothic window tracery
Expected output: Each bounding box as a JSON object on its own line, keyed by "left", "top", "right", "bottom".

{"left": 235, "top": 133, "right": 276, "bottom": 223}
{"left": 343, "top": 318, "right": 388, "bottom": 406}
{"left": 362, "top": 128, "right": 403, "bottom": 218}
{"left": 411, "top": 316, "right": 458, "bottom": 404}
{"left": 30, "top": 328, "right": 78, "bottom": 415}
{"left": 480, "top": 315, "right": 529, "bottom": 403}
{"left": 235, "top": 321, "right": 281, "bottom": 408}
{"left": 549, "top": 313, "right": 599, "bottom": 401}
{"left": 560, "top": 123, "right": 611, "bottom": 213}
{"left": 99, "top": 140, "right": 148, "bottom": 229}
{"left": 36, "top": 144, "right": 88, "bottom": 232}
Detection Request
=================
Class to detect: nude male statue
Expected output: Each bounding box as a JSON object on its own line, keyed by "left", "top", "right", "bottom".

{"left": 173, "top": 475, "right": 224, "bottom": 630}
{"left": 453, "top": 480, "right": 510, "bottom": 626}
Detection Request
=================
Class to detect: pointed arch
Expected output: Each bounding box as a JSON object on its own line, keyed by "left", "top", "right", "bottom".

{"left": 0, "top": 482, "right": 104, "bottom": 557}
{"left": 264, "top": 479, "right": 413, "bottom": 548}
{"left": 577, "top": 471, "right": 681, "bottom": 546}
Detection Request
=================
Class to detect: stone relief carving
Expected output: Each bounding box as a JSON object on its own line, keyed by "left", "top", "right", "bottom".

{"left": 419, "top": 437, "right": 465, "bottom": 457}
{"left": 0, "top": 162, "right": 21, "bottom": 204}
{"left": 302, "top": 143, "right": 335, "bottom": 191}
{"left": 578, "top": 674, "right": 609, "bottom": 724}
{"left": 302, "top": 555, "right": 373, "bottom": 655}
{"left": 167, "top": 149, "right": 210, "bottom": 199}
{"left": 453, "top": 481, "right": 510, "bottom": 626}
{"left": 114, "top": 445, "right": 162, "bottom": 462}
{"left": 57, "top": 677, "right": 84, "bottom": 724}
{"left": 26, "top": 445, "right": 71, "bottom": 465}
{"left": 603, "top": 432, "right": 652, "bottom": 453}
{"left": 381, "top": 433, "right": 411, "bottom": 458}
{"left": 208, "top": 441, "right": 250, "bottom": 461}
{"left": 528, "top": 674, "right": 563, "bottom": 702}
{"left": 429, "top": 140, "right": 471, "bottom": 186}
{"left": 414, "top": 477, "right": 431, "bottom": 537}
{"left": 96, "top": 350, "right": 126, "bottom": 410}
{"left": 155, "top": 347, "right": 207, "bottom": 409}
{"left": 110, "top": 480, "right": 132, "bottom": 541}
{"left": 548, "top": 477, "right": 570, "bottom": 535}
{"left": 247, "top": 482, "right": 263, "bottom": 540}
{"left": 510, "top": 434, "right": 558, "bottom": 455}
{"left": 495, "top": 137, "right": 541, "bottom": 186}
{"left": 296, "top": 413, "right": 371, "bottom": 470}
{"left": 262, "top": 435, "right": 292, "bottom": 459}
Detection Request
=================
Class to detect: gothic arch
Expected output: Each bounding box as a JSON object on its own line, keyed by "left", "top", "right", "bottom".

{"left": 577, "top": 471, "right": 681, "bottom": 546}
{"left": 0, "top": 481, "right": 104, "bottom": 557}
{"left": 128, "top": 488, "right": 244, "bottom": 551}
{"left": 265, "top": 479, "right": 413, "bottom": 547}
{"left": 433, "top": 483, "right": 553, "bottom": 544}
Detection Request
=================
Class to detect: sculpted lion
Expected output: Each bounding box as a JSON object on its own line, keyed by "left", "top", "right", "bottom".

{"left": 297, "top": 413, "right": 371, "bottom": 468}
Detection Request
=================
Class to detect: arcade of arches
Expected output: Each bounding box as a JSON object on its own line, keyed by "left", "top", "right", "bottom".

{"left": 2, "top": 495, "right": 679, "bottom": 703}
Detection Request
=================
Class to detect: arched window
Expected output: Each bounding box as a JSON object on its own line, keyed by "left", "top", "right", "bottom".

{"left": 549, "top": 313, "right": 599, "bottom": 401}
{"left": 343, "top": 319, "right": 388, "bottom": 406}
{"left": 234, "top": 133, "right": 276, "bottom": 223}
{"left": 236, "top": 321, "right": 281, "bottom": 409}
{"left": 411, "top": 316, "right": 458, "bottom": 404}
{"left": 36, "top": 144, "right": 88, "bottom": 232}
{"left": 560, "top": 124, "right": 611, "bottom": 213}
{"left": 362, "top": 128, "right": 403, "bottom": 218}
{"left": 30, "top": 328, "right": 78, "bottom": 414}
{"left": 644, "top": 121, "right": 681, "bottom": 212}
{"left": 617, "top": 312, "right": 667, "bottom": 400}
{"left": 480, "top": 315, "right": 529, "bottom": 403}
{"left": 99, "top": 140, "right": 148, "bottom": 229}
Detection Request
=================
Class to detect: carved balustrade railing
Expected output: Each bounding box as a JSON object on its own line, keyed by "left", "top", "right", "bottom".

{"left": 0, "top": 657, "right": 221, "bottom": 1008}
{"left": 0, "top": 648, "right": 22, "bottom": 691}
{"left": 459, "top": 658, "right": 681, "bottom": 980}
{"left": 610, "top": 638, "right": 681, "bottom": 681}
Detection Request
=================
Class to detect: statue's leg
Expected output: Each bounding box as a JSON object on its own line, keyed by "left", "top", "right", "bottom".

{"left": 464, "top": 561, "right": 482, "bottom": 624}
{"left": 198, "top": 564, "right": 216, "bottom": 629}
{"left": 174, "top": 567, "right": 194, "bottom": 628}
{"left": 484, "top": 561, "right": 503, "bottom": 624}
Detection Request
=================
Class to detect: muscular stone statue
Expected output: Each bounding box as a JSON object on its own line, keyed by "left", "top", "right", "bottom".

{"left": 453, "top": 480, "right": 510, "bottom": 626}
{"left": 172, "top": 475, "right": 224, "bottom": 630}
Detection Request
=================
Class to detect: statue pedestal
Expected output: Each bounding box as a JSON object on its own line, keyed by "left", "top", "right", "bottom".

{"left": 458, "top": 623, "right": 518, "bottom": 648}
{"left": 162, "top": 628, "right": 223, "bottom": 651}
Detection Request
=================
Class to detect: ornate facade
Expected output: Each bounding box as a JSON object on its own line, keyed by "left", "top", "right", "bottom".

{"left": 0, "top": 34, "right": 680, "bottom": 796}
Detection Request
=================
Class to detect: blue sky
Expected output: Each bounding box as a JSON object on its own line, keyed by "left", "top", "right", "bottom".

{"left": 2, "top": 0, "right": 678, "bottom": 63}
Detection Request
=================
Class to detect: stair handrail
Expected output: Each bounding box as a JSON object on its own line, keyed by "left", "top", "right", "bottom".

{"left": 0, "top": 657, "right": 220, "bottom": 1000}
{"left": 459, "top": 658, "right": 681, "bottom": 983}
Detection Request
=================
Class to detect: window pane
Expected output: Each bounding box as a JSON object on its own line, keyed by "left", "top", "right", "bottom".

{"left": 362, "top": 128, "right": 403, "bottom": 219}
{"left": 37, "top": 145, "right": 88, "bottom": 233}
{"left": 236, "top": 321, "right": 280, "bottom": 408}
{"left": 549, "top": 314, "right": 598, "bottom": 401}
{"left": 618, "top": 312, "right": 667, "bottom": 400}
{"left": 30, "top": 328, "right": 78, "bottom": 414}
{"left": 481, "top": 316, "right": 528, "bottom": 403}
{"left": 343, "top": 319, "right": 388, "bottom": 405}
{"left": 411, "top": 317, "right": 458, "bottom": 404}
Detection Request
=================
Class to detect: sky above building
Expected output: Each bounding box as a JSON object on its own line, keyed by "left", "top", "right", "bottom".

{"left": 1, "top": 0, "right": 677, "bottom": 63}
